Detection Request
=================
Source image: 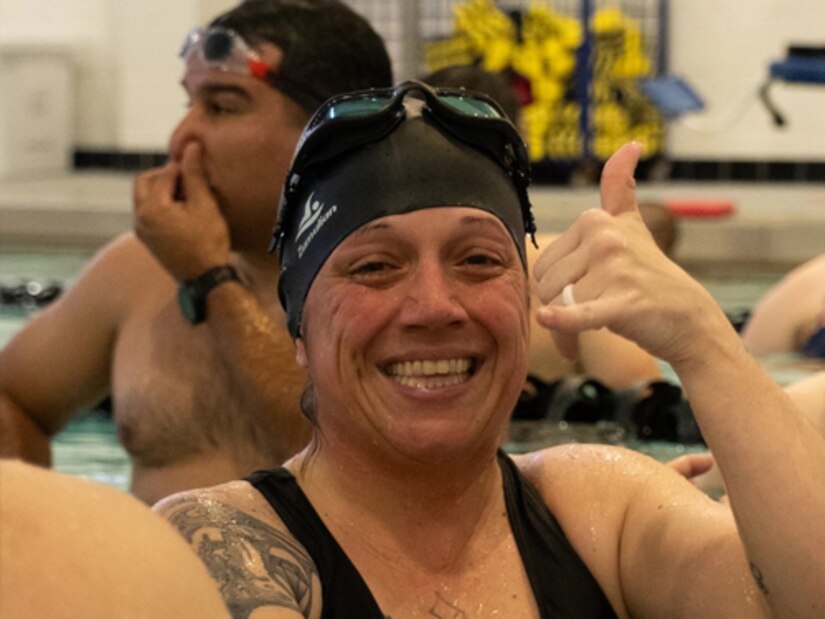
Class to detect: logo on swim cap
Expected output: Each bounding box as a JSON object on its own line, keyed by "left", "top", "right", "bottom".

{"left": 295, "top": 192, "right": 338, "bottom": 260}
{"left": 296, "top": 192, "right": 324, "bottom": 240}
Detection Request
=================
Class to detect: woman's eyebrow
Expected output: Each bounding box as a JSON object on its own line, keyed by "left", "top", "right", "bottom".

{"left": 350, "top": 221, "right": 392, "bottom": 239}
{"left": 458, "top": 215, "right": 511, "bottom": 238}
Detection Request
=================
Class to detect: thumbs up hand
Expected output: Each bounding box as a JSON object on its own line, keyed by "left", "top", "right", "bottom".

{"left": 532, "top": 143, "right": 725, "bottom": 365}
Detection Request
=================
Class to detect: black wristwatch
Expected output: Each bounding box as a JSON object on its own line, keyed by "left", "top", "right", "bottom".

{"left": 177, "top": 265, "right": 242, "bottom": 324}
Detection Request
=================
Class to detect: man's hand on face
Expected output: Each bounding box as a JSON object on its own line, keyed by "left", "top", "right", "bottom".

{"left": 134, "top": 142, "right": 232, "bottom": 280}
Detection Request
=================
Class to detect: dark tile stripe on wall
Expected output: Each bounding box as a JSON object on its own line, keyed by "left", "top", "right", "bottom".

{"left": 74, "top": 151, "right": 167, "bottom": 171}
{"left": 669, "top": 160, "right": 825, "bottom": 182}
{"left": 74, "top": 150, "right": 825, "bottom": 183}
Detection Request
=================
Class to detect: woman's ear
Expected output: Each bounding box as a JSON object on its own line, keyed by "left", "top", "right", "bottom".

{"left": 295, "top": 337, "right": 308, "bottom": 367}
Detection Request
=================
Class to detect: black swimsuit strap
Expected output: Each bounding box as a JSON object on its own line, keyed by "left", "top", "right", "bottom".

{"left": 498, "top": 451, "right": 618, "bottom": 618}
{"left": 246, "top": 467, "right": 385, "bottom": 619}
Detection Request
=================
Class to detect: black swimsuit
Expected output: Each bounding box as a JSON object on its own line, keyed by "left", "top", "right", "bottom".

{"left": 246, "top": 451, "right": 617, "bottom": 618}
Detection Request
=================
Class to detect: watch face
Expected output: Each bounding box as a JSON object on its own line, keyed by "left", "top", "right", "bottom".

{"left": 177, "top": 284, "right": 200, "bottom": 323}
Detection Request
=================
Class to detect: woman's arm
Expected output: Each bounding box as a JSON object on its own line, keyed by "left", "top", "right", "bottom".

{"left": 533, "top": 142, "right": 825, "bottom": 618}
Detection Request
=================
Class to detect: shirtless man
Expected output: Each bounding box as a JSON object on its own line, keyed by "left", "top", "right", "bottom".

{"left": 0, "top": 0, "right": 393, "bottom": 504}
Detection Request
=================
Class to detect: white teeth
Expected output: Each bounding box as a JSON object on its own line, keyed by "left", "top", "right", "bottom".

{"left": 397, "top": 374, "right": 467, "bottom": 389}
{"left": 387, "top": 358, "right": 472, "bottom": 377}
{"left": 386, "top": 358, "right": 473, "bottom": 390}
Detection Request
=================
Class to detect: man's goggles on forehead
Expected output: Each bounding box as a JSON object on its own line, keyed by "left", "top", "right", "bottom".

{"left": 179, "top": 26, "right": 325, "bottom": 112}
{"left": 180, "top": 26, "right": 267, "bottom": 80}
{"left": 275, "top": 80, "right": 535, "bottom": 251}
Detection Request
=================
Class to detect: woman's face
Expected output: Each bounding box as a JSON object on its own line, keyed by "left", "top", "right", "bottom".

{"left": 296, "top": 207, "right": 530, "bottom": 462}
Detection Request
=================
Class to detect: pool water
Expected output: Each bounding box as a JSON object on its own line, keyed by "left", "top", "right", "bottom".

{"left": 507, "top": 419, "right": 695, "bottom": 455}
{"left": 53, "top": 412, "right": 131, "bottom": 491}
{"left": 1, "top": 250, "right": 133, "bottom": 489}
{"left": 0, "top": 250, "right": 92, "bottom": 348}
{"left": 53, "top": 413, "right": 709, "bottom": 495}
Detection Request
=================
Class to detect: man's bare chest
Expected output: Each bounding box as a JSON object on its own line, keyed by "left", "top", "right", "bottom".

{"left": 110, "top": 297, "right": 249, "bottom": 464}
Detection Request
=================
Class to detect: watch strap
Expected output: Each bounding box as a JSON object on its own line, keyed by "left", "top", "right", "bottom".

{"left": 178, "top": 265, "right": 242, "bottom": 324}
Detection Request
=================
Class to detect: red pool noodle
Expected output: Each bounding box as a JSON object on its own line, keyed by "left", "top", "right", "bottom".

{"left": 665, "top": 200, "right": 736, "bottom": 219}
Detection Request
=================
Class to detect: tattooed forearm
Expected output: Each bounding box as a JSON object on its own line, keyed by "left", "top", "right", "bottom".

{"left": 749, "top": 562, "right": 769, "bottom": 595}
{"left": 159, "top": 496, "right": 318, "bottom": 619}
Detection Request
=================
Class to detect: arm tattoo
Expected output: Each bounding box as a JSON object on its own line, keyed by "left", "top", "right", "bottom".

{"left": 749, "top": 561, "right": 770, "bottom": 595}
{"left": 161, "top": 496, "right": 318, "bottom": 619}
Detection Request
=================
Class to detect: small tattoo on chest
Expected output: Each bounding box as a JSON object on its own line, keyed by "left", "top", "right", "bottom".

{"left": 429, "top": 592, "right": 468, "bottom": 618}
{"left": 384, "top": 591, "right": 470, "bottom": 619}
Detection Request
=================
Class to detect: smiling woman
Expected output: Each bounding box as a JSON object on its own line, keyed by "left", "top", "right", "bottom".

{"left": 154, "top": 80, "right": 825, "bottom": 619}
{"left": 296, "top": 208, "right": 530, "bottom": 460}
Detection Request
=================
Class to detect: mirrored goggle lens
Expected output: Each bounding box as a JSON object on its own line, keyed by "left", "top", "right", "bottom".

{"left": 181, "top": 28, "right": 237, "bottom": 62}
{"left": 439, "top": 95, "right": 503, "bottom": 118}
{"left": 180, "top": 27, "right": 255, "bottom": 76}
{"left": 323, "top": 97, "right": 391, "bottom": 120}
{"left": 202, "top": 30, "right": 233, "bottom": 61}
{"left": 320, "top": 92, "right": 503, "bottom": 124}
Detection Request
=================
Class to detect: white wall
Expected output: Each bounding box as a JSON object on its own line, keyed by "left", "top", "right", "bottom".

{"left": 0, "top": 0, "right": 116, "bottom": 147}
{"left": 112, "top": 0, "right": 241, "bottom": 150}
{"left": 0, "top": 0, "right": 234, "bottom": 151}
{"left": 2, "top": 0, "right": 825, "bottom": 159}
{"left": 669, "top": 0, "right": 825, "bottom": 159}
{"left": 113, "top": 1, "right": 195, "bottom": 150}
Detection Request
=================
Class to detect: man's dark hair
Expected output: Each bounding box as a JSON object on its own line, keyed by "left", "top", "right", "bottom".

{"left": 212, "top": 0, "right": 393, "bottom": 111}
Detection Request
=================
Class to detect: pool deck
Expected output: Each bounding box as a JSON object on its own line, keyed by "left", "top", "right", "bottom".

{"left": 1, "top": 171, "right": 824, "bottom": 276}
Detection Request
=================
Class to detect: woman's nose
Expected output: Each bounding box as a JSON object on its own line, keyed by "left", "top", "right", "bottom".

{"left": 400, "top": 261, "right": 468, "bottom": 330}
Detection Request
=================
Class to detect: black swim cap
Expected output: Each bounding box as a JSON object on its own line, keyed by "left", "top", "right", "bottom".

{"left": 276, "top": 99, "right": 532, "bottom": 339}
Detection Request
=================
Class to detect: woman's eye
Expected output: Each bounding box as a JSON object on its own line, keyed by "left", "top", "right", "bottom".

{"left": 463, "top": 253, "right": 503, "bottom": 267}
{"left": 350, "top": 261, "right": 395, "bottom": 277}
{"left": 348, "top": 259, "right": 403, "bottom": 286}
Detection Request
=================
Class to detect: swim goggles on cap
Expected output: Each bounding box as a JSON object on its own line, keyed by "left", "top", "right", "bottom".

{"left": 273, "top": 80, "right": 536, "bottom": 253}
{"left": 179, "top": 26, "right": 325, "bottom": 112}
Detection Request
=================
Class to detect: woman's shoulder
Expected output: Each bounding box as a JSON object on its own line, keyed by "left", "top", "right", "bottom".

{"left": 154, "top": 479, "right": 321, "bottom": 617}
{"left": 512, "top": 443, "right": 681, "bottom": 527}
{"left": 154, "top": 478, "right": 286, "bottom": 531}
{"left": 513, "top": 443, "right": 659, "bottom": 489}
